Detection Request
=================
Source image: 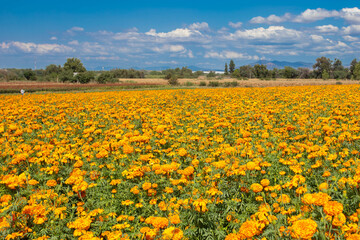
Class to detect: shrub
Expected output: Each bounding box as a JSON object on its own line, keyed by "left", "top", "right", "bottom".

{"left": 208, "top": 81, "right": 220, "bottom": 87}
{"left": 184, "top": 81, "right": 195, "bottom": 86}
{"left": 199, "top": 81, "right": 207, "bottom": 86}
{"left": 168, "top": 75, "right": 179, "bottom": 86}
{"left": 75, "top": 72, "right": 95, "bottom": 84}
{"left": 97, "top": 72, "right": 117, "bottom": 84}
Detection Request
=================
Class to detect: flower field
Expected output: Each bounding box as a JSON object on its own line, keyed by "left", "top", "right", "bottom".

{"left": 2, "top": 85, "right": 360, "bottom": 240}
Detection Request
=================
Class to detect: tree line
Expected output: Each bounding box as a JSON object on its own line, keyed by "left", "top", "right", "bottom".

{"left": 0, "top": 58, "right": 145, "bottom": 84}
{"left": 224, "top": 57, "right": 360, "bottom": 80}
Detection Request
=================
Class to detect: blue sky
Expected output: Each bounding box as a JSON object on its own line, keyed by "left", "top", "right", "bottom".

{"left": 1, "top": 0, "right": 360, "bottom": 69}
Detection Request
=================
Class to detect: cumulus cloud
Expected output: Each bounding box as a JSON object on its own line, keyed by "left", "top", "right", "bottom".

{"left": 50, "top": 36, "right": 57, "bottom": 40}
{"left": 67, "top": 26, "right": 84, "bottom": 35}
{"left": 68, "top": 40, "right": 79, "bottom": 45}
{"left": 315, "top": 25, "right": 339, "bottom": 33}
{"left": 228, "top": 22, "right": 242, "bottom": 28}
{"left": 340, "top": 7, "right": 360, "bottom": 24}
{"left": 84, "top": 56, "right": 120, "bottom": 60}
{"left": 189, "top": 22, "right": 210, "bottom": 31}
{"left": 146, "top": 28, "right": 201, "bottom": 38}
{"left": 343, "top": 35, "right": 359, "bottom": 41}
{"left": 204, "top": 50, "right": 259, "bottom": 60}
{"left": 250, "top": 13, "right": 291, "bottom": 24}
{"left": 293, "top": 8, "right": 339, "bottom": 23}
{"left": 1, "top": 41, "right": 73, "bottom": 54}
{"left": 226, "top": 26, "right": 302, "bottom": 43}
{"left": 343, "top": 25, "right": 360, "bottom": 35}
{"left": 152, "top": 44, "right": 185, "bottom": 53}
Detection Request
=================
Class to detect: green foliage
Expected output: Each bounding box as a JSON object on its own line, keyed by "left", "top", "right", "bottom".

{"left": 207, "top": 71, "right": 216, "bottom": 78}
{"left": 168, "top": 75, "right": 179, "bottom": 85}
{"left": 253, "top": 64, "right": 268, "bottom": 79}
{"left": 75, "top": 72, "right": 95, "bottom": 84}
{"left": 96, "top": 72, "right": 118, "bottom": 84}
{"left": 353, "top": 62, "right": 360, "bottom": 80}
{"left": 199, "top": 81, "right": 207, "bottom": 86}
{"left": 208, "top": 81, "right": 220, "bottom": 87}
{"left": 313, "top": 56, "right": 332, "bottom": 79}
{"left": 283, "top": 66, "right": 298, "bottom": 79}
{"left": 224, "top": 63, "right": 228, "bottom": 75}
{"left": 229, "top": 60, "right": 235, "bottom": 73}
{"left": 184, "top": 81, "right": 195, "bottom": 86}
{"left": 63, "top": 58, "right": 86, "bottom": 73}
{"left": 59, "top": 70, "right": 75, "bottom": 83}
{"left": 239, "top": 65, "right": 253, "bottom": 78}
{"left": 112, "top": 69, "right": 144, "bottom": 78}
{"left": 322, "top": 70, "right": 330, "bottom": 80}
{"left": 23, "top": 69, "right": 37, "bottom": 81}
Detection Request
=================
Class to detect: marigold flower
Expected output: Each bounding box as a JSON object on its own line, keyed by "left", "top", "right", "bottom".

{"left": 162, "top": 227, "right": 183, "bottom": 240}
{"left": 250, "top": 183, "right": 263, "bottom": 193}
{"left": 290, "top": 219, "right": 317, "bottom": 239}
{"left": 323, "top": 201, "right": 343, "bottom": 216}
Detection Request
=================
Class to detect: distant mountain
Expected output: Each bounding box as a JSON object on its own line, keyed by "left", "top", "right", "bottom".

{"left": 250, "top": 60, "right": 313, "bottom": 70}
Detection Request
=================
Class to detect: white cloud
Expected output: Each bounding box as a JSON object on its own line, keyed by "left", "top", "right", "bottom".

{"left": 250, "top": 13, "right": 291, "bottom": 24}
{"left": 152, "top": 44, "right": 185, "bottom": 53}
{"left": 293, "top": 8, "right": 339, "bottom": 23}
{"left": 67, "top": 26, "right": 84, "bottom": 33}
{"left": 84, "top": 56, "right": 120, "bottom": 60}
{"left": 310, "top": 34, "right": 325, "bottom": 42}
{"left": 343, "top": 25, "right": 360, "bottom": 35}
{"left": 113, "top": 29, "right": 140, "bottom": 40}
{"left": 187, "top": 50, "right": 194, "bottom": 58}
{"left": 50, "top": 36, "right": 57, "bottom": 40}
{"left": 340, "top": 7, "right": 360, "bottom": 24}
{"left": 228, "top": 22, "right": 242, "bottom": 28}
{"left": 343, "top": 35, "right": 359, "bottom": 41}
{"left": 204, "top": 50, "right": 259, "bottom": 60}
{"left": 68, "top": 40, "right": 79, "bottom": 45}
{"left": 7, "top": 41, "right": 73, "bottom": 54}
{"left": 145, "top": 28, "right": 201, "bottom": 38}
{"left": 315, "top": 25, "right": 339, "bottom": 33}
{"left": 189, "top": 22, "right": 210, "bottom": 31}
{"left": 227, "top": 26, "right": 302, "bottom": 42}
{"left": 256, "top": 48, "right": 299, "bottom": 56}
{"left": 0, "top": 42, "right": 10, "bottom": 49}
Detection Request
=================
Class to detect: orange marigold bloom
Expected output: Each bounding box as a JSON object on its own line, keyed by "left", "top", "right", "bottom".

{"left": 260, "top": 179, "right": 270, "bottom": 187}
{"left": 142, "top": 182, "right": 152, "bottom": 190}
{"left": 250, "top": 183, "right": 263, "bottom": 193}
{"left": 347, "top": 234, "right": 360, "bottom": 240}
{"left": 318, "top": 182, "right": 328, "bottom": 191}
{"left": 46, "top": 179, "right": 57, "bottom": 187}
{"left": 162, "top": 227, "right": 183, "bottom": 240}
{"left": 145, "top": 216, "right": 169, "bottom": 229}
{"left": 332, "top": 213, "right": 346, "bottom": 227}
{"left": 290, "top": 219, "right": 317, "bottom": 239}
{"left": 225, "top": 233, "right": 241, "bottom": 240}
{"left": 238, "top": 220, "right": 260, "bottom": 239}
{"left": 178, "top": 148, "right": 187, "bottom": 157}
{"left": 323, "top": 201, "right": 343, "bottom": 216}
{"left": 277, "top": 194, "right": 291, "bottom": 204}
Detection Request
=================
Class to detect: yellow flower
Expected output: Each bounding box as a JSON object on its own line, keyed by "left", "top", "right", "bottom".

{"left": 323, "top": 201, "right": 343, "bottom": 216}
{"left": 162, "top": 227, "right": 183, "bottom": 240}
{"left": 290, "top": 219, "right": 317, "bottom": 239}
{"left": 250, "top": 183, "right": 263, "bottom": 193}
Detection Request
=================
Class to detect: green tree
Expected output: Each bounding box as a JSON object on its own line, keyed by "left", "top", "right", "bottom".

{"left": 353, "top": 62, "right": 360, "bottom": 80}
{"left": 229, "top": 60, "right": 235, "bottom": 74}
{"left": 283, "top": 66, "right": 298, "bottom": 79}
{"left": 59, "top": 70, "right": 74, "bottom": 83}
{"left": 75, "top": 72, "right": 95, "bottom": 84}
{"left": 253, "top": 64, "right": 268, "bottom": 79}
{"left": 322, "top": 70, "right": 330, "bottom": 80}
{"left": 313, "top": 57, "right": 332, "bottom": 79}
{"left": 224, "top": 63, "right": 228, "bottom": 75}
{"left": 350, "top": 58, "right": 358, "bottom": 79}
{"left": 23, "top": 69, "right": 37, "bottom": 81}
{"left": 63, "top": 58, "right": 86, "bottom": 73}
{"left": 96, "top": 72, "right": 117, "bottom": 84}
{"left": 239, "top": 65, "right": 253, "bottom": 78}
{"left": 207, "top": 71, "right": 216, "bottom": 78}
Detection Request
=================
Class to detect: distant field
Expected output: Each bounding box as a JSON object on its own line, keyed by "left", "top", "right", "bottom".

{"left": 0, "top": 78, "right": 359, "bottom": 93}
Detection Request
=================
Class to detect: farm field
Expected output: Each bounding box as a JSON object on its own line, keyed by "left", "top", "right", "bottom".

{"left": 1, "top": 85, "right": 360, "bottom": 239}
{"left": 0, "top": 79, "right": 360, "bottom": 94}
